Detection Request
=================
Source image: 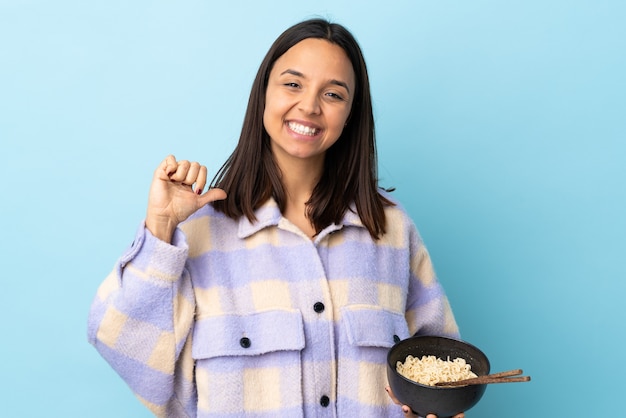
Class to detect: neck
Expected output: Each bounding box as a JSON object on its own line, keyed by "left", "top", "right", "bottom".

{"left": 274, "top": 153, "right": 325, "bottom": 238}
{"left": 276, "top": 153, "right": 324, "bottom": 204}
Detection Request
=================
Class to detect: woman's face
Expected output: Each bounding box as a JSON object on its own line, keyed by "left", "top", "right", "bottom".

{"left": 263, "top": 38, "right": 355, "bottom": 170}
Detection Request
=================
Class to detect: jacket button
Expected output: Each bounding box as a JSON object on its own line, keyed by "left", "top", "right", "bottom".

{"left": 240, "top": 337, "right": 251, "bottom": 348}
{"left": 320, "top": 395, "right": 330, "bottom": 407}
{"left": 313, "top": 302, "right": 325, "bottom": 313}
{"left": 393, "top": 334, "right": 401, "bottom": 343}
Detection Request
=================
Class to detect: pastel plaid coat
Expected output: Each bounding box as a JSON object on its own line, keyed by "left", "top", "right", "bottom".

{"left": 88, "top": 197, "right": 459, "bottom": 417}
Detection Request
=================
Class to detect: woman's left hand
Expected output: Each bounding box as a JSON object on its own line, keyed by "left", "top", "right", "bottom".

{"left": 385, "top": 386, "right": 465, "bottom": 418}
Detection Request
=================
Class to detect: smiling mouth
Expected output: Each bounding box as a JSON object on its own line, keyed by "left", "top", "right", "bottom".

{"left": 288, "top": 121, "right": 321, "bottom": 136}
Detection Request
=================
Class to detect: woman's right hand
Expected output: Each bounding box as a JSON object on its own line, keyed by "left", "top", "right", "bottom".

{"left": 145, "top": 155, "right": 227, "bottom": 243}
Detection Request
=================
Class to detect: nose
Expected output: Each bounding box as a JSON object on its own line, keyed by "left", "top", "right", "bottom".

{"left": 297, "top": 90, "right": 321, "bottom": 115}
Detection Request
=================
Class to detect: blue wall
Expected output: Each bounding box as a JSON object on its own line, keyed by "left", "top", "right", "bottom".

{"left": 2, "top": 1, "right": 624, "bottom": 416}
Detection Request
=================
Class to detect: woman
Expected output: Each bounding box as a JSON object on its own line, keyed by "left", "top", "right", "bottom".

{"left": 88, "top": 18, "right": 463, "bottom": 418}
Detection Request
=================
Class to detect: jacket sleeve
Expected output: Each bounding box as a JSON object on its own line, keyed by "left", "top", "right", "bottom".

{"left": 87, "top": 224, "right": 197, "bottom": 417}
{"left": 404, "top": 222, "right": 460, "bottom": 339}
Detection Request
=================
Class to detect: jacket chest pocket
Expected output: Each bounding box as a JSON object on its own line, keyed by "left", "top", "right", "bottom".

{"left": 192, "top": 309, "right": 306, "bottom": 417}
{"left": 342, "top": 305, "right": 410, "bottom": 349}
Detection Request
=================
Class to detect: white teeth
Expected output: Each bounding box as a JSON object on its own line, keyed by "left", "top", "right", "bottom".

{"left": 288, "top": 122, "right": 319, "bottom": 136}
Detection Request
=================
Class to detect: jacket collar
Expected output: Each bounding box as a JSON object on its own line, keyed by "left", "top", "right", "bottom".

{"left": 237, "top": 197, "right": 364, "bottom": 239}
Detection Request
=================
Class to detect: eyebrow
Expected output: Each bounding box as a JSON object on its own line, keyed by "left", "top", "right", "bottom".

{"left": 280, "top": 69, "right": 351, "bottom": 94}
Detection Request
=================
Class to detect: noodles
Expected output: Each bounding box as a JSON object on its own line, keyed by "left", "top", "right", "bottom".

{"left": 396, "top": 355, "right": 477, "bottom": 386}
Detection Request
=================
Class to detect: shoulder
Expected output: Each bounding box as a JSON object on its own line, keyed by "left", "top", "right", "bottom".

{"left": 378, "top": 189, "right": 412, "bottom": 225}
{"left": 374, "top": 189, "right": 424, "bottom": 245}
{"left": 178, "top": 204, "right": 239, "bottom": 251}
{"left": 182, "top": 203, "right": 232, "bottom": 227}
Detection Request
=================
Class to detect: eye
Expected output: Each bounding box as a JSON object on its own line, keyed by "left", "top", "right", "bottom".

{"left": 284, "top": 82, "right": 300, "bottom": 89}
{"left": 326, "top": 91, "right": 346, "bottom": 101}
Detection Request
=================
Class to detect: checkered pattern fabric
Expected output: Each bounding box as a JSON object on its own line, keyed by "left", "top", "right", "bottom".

{"left": 88, "top": 197, "right": 459, "bottom": 417}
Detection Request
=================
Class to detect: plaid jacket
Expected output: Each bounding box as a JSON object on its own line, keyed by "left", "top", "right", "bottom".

{"left": 88, "top": 197, "right": 459, "bottom": 417}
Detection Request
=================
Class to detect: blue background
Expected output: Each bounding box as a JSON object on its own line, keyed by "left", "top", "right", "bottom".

{"left": 1, "top": 1, "right": 624, "bottom": 416}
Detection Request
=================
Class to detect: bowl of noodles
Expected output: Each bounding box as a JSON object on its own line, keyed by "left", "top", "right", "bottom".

{"left": 387, "top": 335, "right": 490, "bottom": 418}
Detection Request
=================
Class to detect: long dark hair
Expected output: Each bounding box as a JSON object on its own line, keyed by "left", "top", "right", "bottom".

{"left": 211, "top": 18, "right": 393, "bottom": 239}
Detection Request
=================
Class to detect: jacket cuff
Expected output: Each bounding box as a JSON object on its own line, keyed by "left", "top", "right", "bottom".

{"left": 115, "top": 222, "right": 189, "bottom": 282}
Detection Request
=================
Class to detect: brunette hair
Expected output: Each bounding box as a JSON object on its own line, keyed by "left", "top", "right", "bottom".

{"left": 211, "top": 18, "right": 393, "bottom": 238}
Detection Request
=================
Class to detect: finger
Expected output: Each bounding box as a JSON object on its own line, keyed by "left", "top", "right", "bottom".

{"left": 164, "top": 155, "right": 177, "bottom": 175}
{"left": 194, "top": 165, "right": 208, "bottom": 195}
{"left": 385, "top": 386, "right": 401, "bottom": 405}
{"left": 155, "top": 155, "right": 178, "bottom": 180}
{"left": 169, "top": 160, "right": 191, "bottom": 183}
{"left": 426, "top": 415, "right": 437, "bottom": 418}
{"left": 197, "top": 188, "right": 227, "bottom": 207}
{"left": 402, "top": 405, "right": 417, "bottom": 417}
{"left": 385, "top": 387, "right": 418, "bottom": 417}
{"left": 184, "top": 161, "right": 201, "bottom": 187}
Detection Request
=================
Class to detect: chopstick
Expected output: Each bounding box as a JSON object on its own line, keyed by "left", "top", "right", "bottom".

{"left": 435, "top": 369, "right": 531, "bottom": 387}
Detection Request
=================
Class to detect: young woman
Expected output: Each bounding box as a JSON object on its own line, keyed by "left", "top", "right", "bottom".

{"left": 88, "top": 18, "right": 464, "bottom": 418}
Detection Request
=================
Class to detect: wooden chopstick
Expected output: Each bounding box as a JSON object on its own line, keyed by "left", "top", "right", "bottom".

{"left": 435, "top": 369, "right": 531, "bottom": 387}
{"left": 482, "top": 369, "right": 523, "bottom": 379}
{"left": 438, "top": 376, "right": 531, "bottom": 386}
